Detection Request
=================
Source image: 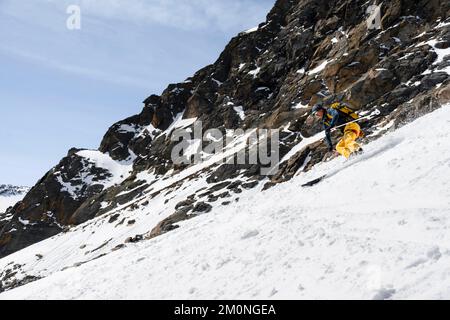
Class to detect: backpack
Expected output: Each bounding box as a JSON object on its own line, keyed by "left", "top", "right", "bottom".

{"left": 330, "top": 102, "right": 359, "bottom": 121}
{"left": 329, "top": 102, "right": 365, "bottom": 137}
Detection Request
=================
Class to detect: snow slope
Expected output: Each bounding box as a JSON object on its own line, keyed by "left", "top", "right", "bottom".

{"left": 1, "top": 105, "right": 450, "bottom": 300}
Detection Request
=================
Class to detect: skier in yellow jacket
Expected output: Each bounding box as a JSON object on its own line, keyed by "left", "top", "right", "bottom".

{"left": 312, "top": 102, "right": 363, "bottom": 159}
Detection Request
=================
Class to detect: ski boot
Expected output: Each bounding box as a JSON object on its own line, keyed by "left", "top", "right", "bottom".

{"left": 349, "top": 147, "right": 364, "bottom": 159}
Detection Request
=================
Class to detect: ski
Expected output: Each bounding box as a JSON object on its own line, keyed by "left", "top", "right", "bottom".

{"left": 301, "top": 175, "right": 327, "bottom": 187}
{"left": 301, "top": 149, "right": 366, "bottom": 187}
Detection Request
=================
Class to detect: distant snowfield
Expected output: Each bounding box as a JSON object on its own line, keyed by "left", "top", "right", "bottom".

{"left": 0, "top": 195, "right": 25, "bottom": 213}
{"left": 1, "top": 105, "right": 450, "bottom": 300}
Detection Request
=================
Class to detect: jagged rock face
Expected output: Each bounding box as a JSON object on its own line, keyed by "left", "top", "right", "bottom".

{"left": 0, "top": 148, "right": 131, "bottom": 257}
{"left": 1, "top": 0, "right": 450, "bottom": 258}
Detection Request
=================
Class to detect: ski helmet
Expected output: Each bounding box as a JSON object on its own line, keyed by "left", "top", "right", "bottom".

{"left": 311, "top": 103, "right": 324, "bottom": 115}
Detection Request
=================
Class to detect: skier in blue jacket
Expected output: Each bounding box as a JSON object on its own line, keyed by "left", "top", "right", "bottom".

{"left": 312, "top": 103, "right": 363, "bottom": 158}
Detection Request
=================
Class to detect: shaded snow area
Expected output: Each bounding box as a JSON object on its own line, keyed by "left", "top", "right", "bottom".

{"left": 1, "top": 105, "right": 450, "bottom": 300}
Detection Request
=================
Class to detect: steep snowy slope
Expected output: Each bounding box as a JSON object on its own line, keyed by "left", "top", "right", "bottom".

{"left": 1, "top": 104, "right": 449, "bottom": 300}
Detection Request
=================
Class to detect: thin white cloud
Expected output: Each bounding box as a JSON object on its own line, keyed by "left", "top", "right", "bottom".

{"left": 0, "top": 46, "right": 152, "bottom": 88}
{"left": 0, "top": 0, "right": 274, "bottom": 89}
{"left": 49, "top": 0, "right": 272, "bottom": 32}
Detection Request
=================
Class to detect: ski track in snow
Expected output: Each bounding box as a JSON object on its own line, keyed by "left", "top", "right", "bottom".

{"left": 1, "top": 105, "right": 450, "bottom": 300}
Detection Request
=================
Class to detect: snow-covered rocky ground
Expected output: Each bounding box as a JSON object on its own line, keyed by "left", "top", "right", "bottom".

{"left": 1, "top": 104, "right": 449, "bottom": 300}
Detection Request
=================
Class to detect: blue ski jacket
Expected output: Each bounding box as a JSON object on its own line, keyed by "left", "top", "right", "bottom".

{"left": 322, "top": 108, "right": 340, "bottom": 150}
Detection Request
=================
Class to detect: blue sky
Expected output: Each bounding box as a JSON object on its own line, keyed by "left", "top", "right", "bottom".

{"left": 0, "top": 0, "right": 275, "bottom": 186}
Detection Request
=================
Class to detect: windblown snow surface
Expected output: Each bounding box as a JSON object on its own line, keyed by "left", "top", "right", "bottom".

{"left": 1, "top": 105, "right": 449, "bottom": 300}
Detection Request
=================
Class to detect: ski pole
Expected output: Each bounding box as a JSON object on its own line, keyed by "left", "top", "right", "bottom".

{"left": 330, "top": 109, "right": 381, "bottom": 132}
